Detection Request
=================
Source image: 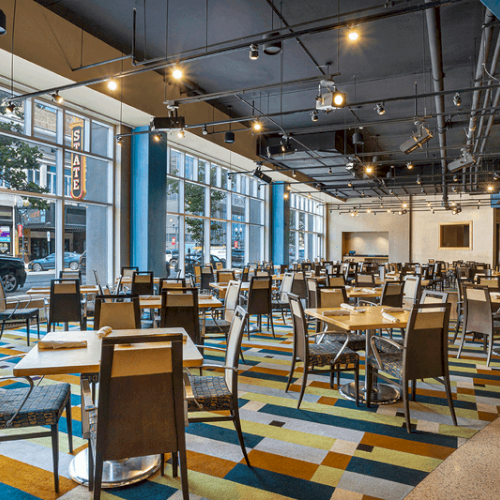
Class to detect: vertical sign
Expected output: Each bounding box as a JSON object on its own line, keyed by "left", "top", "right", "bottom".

{"left": 70, "top": 119, "right": 86, "bottom": 199}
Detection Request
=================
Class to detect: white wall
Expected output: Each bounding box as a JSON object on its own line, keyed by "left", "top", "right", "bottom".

{"left": 343, "top": 231, "right": 389, "bottom": 255}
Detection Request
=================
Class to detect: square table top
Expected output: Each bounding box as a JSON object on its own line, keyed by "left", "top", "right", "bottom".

{"left": 139, "top": 295, "right": 222, "bottom": 309}
{"left": 27, "top": 285, "right": 100, "bottom": 296}
{"left": 305, "top": 305, "right": 410, "bottom": 331}
{"left": 13, "top": 327, "right": 203, "bottom": 376}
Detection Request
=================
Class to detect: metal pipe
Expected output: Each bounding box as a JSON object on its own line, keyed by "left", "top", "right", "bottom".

{"left": 477, "top": 85, "right": 500, "bottom": 160}
{"left": 425, "top": 0, "right": 448, "bottom": 208}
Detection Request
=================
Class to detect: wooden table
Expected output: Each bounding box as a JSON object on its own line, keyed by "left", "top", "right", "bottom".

{"left": 14, "top": 327, "right": 202, "bottom": 488}
{"left": 119, "top": 276, "right": 161, "bottom": 285}
{"left": 305, "top": 305, "right": 410, "bottom": 404}
{"left": 139, "top": 295, "right": 222, "bottom": 310}
{"left": 346, "top": 287, "right": 382, "bottom": 300}
{"left": 27, "top": 285, "right": 100, "bottom": 296}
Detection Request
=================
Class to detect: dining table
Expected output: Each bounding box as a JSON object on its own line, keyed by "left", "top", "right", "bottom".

{"left": 27, "top": 285, "right": 100, "bottom": 296}
{"left": 14, "top": 327, "right": 202, "bottom": 488}
{"left": 305, "top": 305, "right": 410, "bottom": 404}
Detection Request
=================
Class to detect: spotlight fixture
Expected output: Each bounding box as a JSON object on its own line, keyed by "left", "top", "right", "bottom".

{"left": 5, "top": 101, "right": 15, "bottom": 115}
{"left": 380, "top": 203, "right": 384, "bottom": 209}
{"left": 292, "top": 170, "right": 297, "bottom": 178}
{"left": 453, "top": 92, "right": 462, "bottom": 106}
{"left": 308, "top": 193, "right": 312, "bottom": 198}
{"left": 420, "top": 186, "right": 425, "bottom": 193}
{"left": 347, "top": 27, "right": 359, "bottom": 41}
{"left": 153, "top": 134, "right": 162, "bottom": 142}
{"left": 402, "top": 203, "right": 408, "bottom": 208}
{"left": 367, "top": 209, "right": 371, "bottom": 213}
{"left": 361, "top": 190, "right": 365, "bottom": 197}
{"left": 453, "top": 174, "right": 458, "bottom": 182}
{"left": 253, "top": 120, "right": 262, "bottom": 132}
{"left": 225, "top": 131, "right": 235, "bottom": 143}
{"left": 263, "top": 32, "right": 282, "bottom": 56}
{"left": 151, "top": 106, "right": 186, "bottom": 132}
{"left": 365, "top": 165, "right": 373, "bottom": 174}
{"left": 287, "top": 184, "right": 292, "bottom": 191}
{"left": 107, "top": 79, "right": 118, "bottom": 92}
{"left": 172, "top": 67, "right": 183, "bottom": 80}
{"left": 400, "top": 121, "right": 433, "bottom": 154}
{"left": 311, "top": 110, "right": 319, "bottom": 122}
{"left": 348, "top": 181, "right": 353, "bottom": 188}
{"left": 427, "top": 202, "right": 431, "bottom": 206}
{"left": 416, "top": 175, "right": 421, "bottom": 185}
{"left": 328, "top": 167, "right": 333, "bottom": 174}
{"left": 375, "top": 103, "right": 385, "bottom": 115}
{"left": 284, "top": 192, "right": 289, "bottom": 200}
{"left": 488, "top": 184, "right": 494, "bottom": 192}
{"left": 316, "top": 81, "right": 346, "bottom": 111}
{"left": 387, "top": 209, "right": 391, "bottom": 213}
{"left": 448, "top": 149, "right": 475, "bottom": 171}
{"left": 353, "top": 131, "right": 364, "bottom": 145}
{"left": 494, "top": 172, "right": 500, "bottom": 181}
{"left": 0, "top": 9, "right": 6, "bottom": 35}
{"left": 177, "top": 129, "right": 185, "bottom": 138}
{"left": 253, "top": 164, "right": 272, "bottom": 184}
{"left": 116, "top": 136, "right": 123, "bottom": 145}
{"left": 249, "top": 44, "right": 259, "bottom": 60}
{"left": 406, "top": 162, "right": 413, "bottom": 170}
{"left": 51, "top": 92, "right": 63, "bottom": 104}
{"left": 451, "top": 205, "right": 462, "bottom": 215}
{"left": 202, "top": 125, "right": 208, "bottom": 136}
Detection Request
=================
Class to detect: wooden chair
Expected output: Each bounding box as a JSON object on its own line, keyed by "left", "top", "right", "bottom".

{"left": 402, "top": 276, "right": 422, "bottom": 310}
{"left": 272, "top": 272, "right": 294, "bottom": 323}
{"left": 204, "top": 280, "right": 241, "bottom": 337}
{"left": 48, "top": 279, "right": 85, "bottom": 332}
{"left": 355, "top": 273, "right": 376, "bottom": 287}
{"left": 83, "top": 333, "right": 188, "bottom": 500}
{"left": 217, "top": 270, "right": 235, "bottom": 283}
{"left": 200, "top": 266, "right": 215, "bottom": 291}
{"left": 187, "top": 306, "right": 250, "bottom": 465}
{"left": 366, "top": 302, "right": 456, "bottom": 433}
{"left": 246, "top": 276, "right": 275, "bottom": 339}
{"left": 420, "top": 290, "right": 448, "bottom": 303}
{"left": 159, "top": 278, "right": 186, "bottom": 290}
{"left": 120, "top": 266, "right": 138, "bottom": 280}
{"left": 286, "top": 293, "right": 360, "bottom": 408}
{"left": 60, "top": 270, "right": 82, "bottom": 281}
{"left": 160, "top": 287, "right": 200, "bottom": 344}
{"left": 131, "top": 271, "right": 154, "bottom": 296}
{"left": 327, "top": 275, "right": 345, "bottom": 286}
{"left": 94, "top": 295, "right": 141, "bottom": 330}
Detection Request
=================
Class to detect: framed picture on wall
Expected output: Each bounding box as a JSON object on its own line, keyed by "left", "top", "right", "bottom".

{"left": 439, "top": 222, "right": 472, "bottom": 250}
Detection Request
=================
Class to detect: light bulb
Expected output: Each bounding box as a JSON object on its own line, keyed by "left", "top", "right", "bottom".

{"left": 178, "top": 129, "right": 185, "bottom": 138}
{"left": 172, "top": 67, "right": 183, "bottom": 80}
{"left": 107, "top": 80, "right": 118, "bottom": 91}
{"left": 348, "top": 29, "right": 359, "bottom": 41}
{"left": 253, "top": 120, "right": 262, "bottom": 131}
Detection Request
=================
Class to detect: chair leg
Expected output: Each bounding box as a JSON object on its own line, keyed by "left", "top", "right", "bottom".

{"left": 365, "top": 363, "right": 373, "bottom": 408}
{"left": 93, "top": 452, "right": 104, "bottom": 500}
{"left": 160, "top": 453, "right": 165, "bottom": 477}
{"left": 172, "top": 451, "right": 178, "bottom": 477}
{"left": 443, "top": 374, "right": 458, "bottom": 426}
{"left": 452, "top": 315, "right": 461, "bottom": 344}
{"left": 66, "top": 397, "right": 73, "bottom": 454}
{"left": 88, "top": 439, "right": 94, "bottom": 491}
{"left": 36, "top": 312, "right": 40, "bottom": 341}
{"left": 0, "top": 320, "right": 6, "bottom": 340}
{"left": 232, "top": 408, "right": 250, "bottom": 466}
{"left": 354, "top": 362, "right": 360, "bottom": 407}
{"left": 487, "top": 335, "right": 493, "bottom": 367}
{"left": 285, "top": 355, "right": 297, "bottom": 393}
{"left": 178, "top": 447, "right": 190, "bottom": 500}
{"left": 297, "top": 364, "right": 309, "bottom": 409}
{"left": 50, "top": 424, "right": 60, "bottom": 493}
{"left": 403, "top": 379, "right": 411, "bottom": 433}
{"left": 26, "top": 319, "right": 30, "bottom": 347}
{"left": 269, "top": 313, "right": 275, "bottom": 339}
{"left": 457, "top": 326, "right": 467, "bottom": 359}
{"left": 411, "top": 379, "right": 417, "bottom": 401}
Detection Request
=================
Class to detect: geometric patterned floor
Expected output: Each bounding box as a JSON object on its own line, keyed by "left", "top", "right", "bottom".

{"left": 0, "top": 316, "right": 499, "bottom": 500}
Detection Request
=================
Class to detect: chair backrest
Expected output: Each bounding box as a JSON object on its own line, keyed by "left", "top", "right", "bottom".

{"left": 306, "top": 278, "right": 319, "bottom": 308}
{"left": 380, "top": 281, "right": 404, "bottom": 307}
{"left": 420, "top": 290, "right": 448, "bottom": 304}
{"left": 291, "top": 271, "right": 306, "bottom": 299}
{"left": 224, "top": 306, "right": 248, "bottom": 392}
{"left": 200, "top": 266, "right": 214, "bottom": 290}
{"left": 463, "top": 285, "right": 493, "bottom": 336}
{"left": 215, "top": 261, "right": 223, "bottom": 271}
{"left": 402, "top": 275, "right": 421, "bottom": 310}
{"left": 96, "top": 333, "right": 185, "bottom": 462}
{"left": 93, "top": 269, "right": 101, "bottom": 289}
{"left": 193, "top": 265, "right": 202, "bottom": 285}
{"left": 60, "top": 270, "right": 81, "bottom": 281}
{"left": 327, "top": 275, "right": 345, "bottom": 286}
{"left": 131, "top": 271, "right": 154, "bottom": 296}
{"left": 319, "top": 286, "right": 348, "bottom": 308}
{"left": 159, "top": 278, "right": 186, "bottom": 291}
{"left": 49, "top": 279, "right": 82, "bottom": 324}
{"left": 121, "top": 266, "right": 139, "bottom": 280}
{"left": 378, "top": 264, "right": 386, "bottom": 281}
{"left": 0, "top": 280, "right": 6, "bottom": 313}
{"left": 255, "top": 270, "right": 270, "bottom": 277}
{"left": 403, "top": 302, "right": 451, "bottom": 380}
{"left": 224, "top": 280, "right": 242, "bottom": 323}
{"left": 217, "top": 270, "right": 235, "bottom": 283}
{"left": 247, "top": 276, "right": 272, "bottom": 314}
{"left": 279, "top": 264, "right": 288, "bottom": 274}
{"left": 160, "top": 287, "right": 200, "bottom": 343}
{"left": 94, "top": 295, "right": 141, "bottom": 330}
{"left": 478, "top": 276, "right": 500, "bottom": 289}
{"left": 279, "top": 273, "right": 294, "bottom": 301}
{"left": 355, "top": 273, "right": 375, "bottom": 286}
{"left": 288, "top": 293, "right": 309, "bottom": 363}
{"left": 115, "top": 275, "right": 123, "bottom": 294}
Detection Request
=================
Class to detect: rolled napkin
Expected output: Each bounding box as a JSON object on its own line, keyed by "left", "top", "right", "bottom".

{"left": 323, "top": 309, "right": 350, "bottom": 316}
{"left": 340, "top": 303, "right": 366, "bottom": 313}
{"left": 382, "top": 312, "right": 400, "bottom": 323}
{"left": 97, "top": 326, "right": 113, "bottom": 338}
{"left": 362, "top": 288, "right": 379, "bottom": 294}
{"left": 381, "top": 307, "right": 404, "bottom": 313}
{"left": 39, "top": 338, "right": 87, "bottom": 350}
{"left": 491, "top": 292, "right": 500, "bottom": 300}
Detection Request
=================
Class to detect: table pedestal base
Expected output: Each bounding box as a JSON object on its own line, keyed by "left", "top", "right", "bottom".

{"left": 340, "top": 381, "right": 400, "bottom": 405}
{"left": 69, "top": 449, "right": 162, "bottom": 488}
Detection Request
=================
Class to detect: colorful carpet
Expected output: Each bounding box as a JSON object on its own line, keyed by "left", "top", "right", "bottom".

{"left": 0, "top": 316, "right": 499, "bottom": 500}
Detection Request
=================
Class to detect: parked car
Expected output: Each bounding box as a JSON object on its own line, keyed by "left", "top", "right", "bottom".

{"left": 184, "top": 254, "right": 226, "bottom": 275}
{"left": 28, "top": 252, "right": 82, "bottom": 272}
{"left": 0, "top": 255, "right": 27, "bottom": 292}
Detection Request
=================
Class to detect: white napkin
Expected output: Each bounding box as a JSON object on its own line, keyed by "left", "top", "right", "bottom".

{"left": 382, "top": 312, "right": 400, "bottom": 323}
{"left": 97, "top": 326, "right": 113, "bottom": 338}
{"left": 381, "top": 307, "right": 404, "bottom": 313}
{"left": 39, "top": 338, "right": 87, "bottom": 350}
{"left": 362, "top": 288, "right": 379, "bottom": 294}
{"left": 491, "top": 292, "right": 500, "bottom": 299}
{"left": 340, "top": 303, "right": 366, "bottom": 313}
{"left": 323, "top": 309, "right": 350, "bottom": 316}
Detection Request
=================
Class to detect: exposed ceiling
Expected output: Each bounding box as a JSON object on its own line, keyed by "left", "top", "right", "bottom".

{"left": 31, "top": 0, "right": 500, "bottom": 203}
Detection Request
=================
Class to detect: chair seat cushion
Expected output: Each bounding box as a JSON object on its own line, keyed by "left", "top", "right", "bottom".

{"left": 367, "top": 352, "right": 403, "bottom": 380}
{"left": 308, "top": 342, "right": 358, "bottom": 368}
{"left": 0, "top": 383, "right": 70, "bottom": 428}
{"left": 187, "top": 375, "right": 232, "bottom": 411}
{"left": 0, "top": 308, "right": 39, "bottom": 320}
{"left": 321, "top": 332, "right": 366, "bottom": 351}
{"left": 202, "top": 318, "right": 230, "bottom": 333}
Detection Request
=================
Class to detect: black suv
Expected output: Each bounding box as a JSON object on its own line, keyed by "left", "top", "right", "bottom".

{"left": 0, "top": 255, "right": 27, "bottom": 292}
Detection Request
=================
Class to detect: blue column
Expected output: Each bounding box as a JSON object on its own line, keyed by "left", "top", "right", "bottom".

{"left": 271, "top": 181, "right": 290, "bottom": 266}
{"left": 131, "top": 127, "right": 167, "bottom": 276}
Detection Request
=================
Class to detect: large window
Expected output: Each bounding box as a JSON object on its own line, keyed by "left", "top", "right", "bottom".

{"left": 0, "top": 87, "right": 114, "bottom": 293}
{"left": 166, "top": 148, "right": 267, "bottom": 275}
{"left": 289, "top": 194, "right": 324, "bottom": 262}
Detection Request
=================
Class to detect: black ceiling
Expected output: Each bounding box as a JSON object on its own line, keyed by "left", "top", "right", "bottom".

{"left": 34, "top": 0, "right": 500, "bottom": 202}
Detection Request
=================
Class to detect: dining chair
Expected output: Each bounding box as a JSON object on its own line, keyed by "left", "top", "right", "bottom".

{"left": 93, "top": 269, "right": 104, "bottom": 294}
{"left": 355, "top": 273, "right": 376, "bottom": 287}
{"left": 366, "top": 302, "right": 456, "bottom": 433}
{"left": 216, "top": 270, "right": 235, "bottom": 283}
{"left": 246, "top": 275, "right": 275, "bottom": 339}
{"left": 121, "top": 266, "right": 138, "bottom": 280}
{"left": 193, "top": 265, "right": 202, "bottom": 286}
{"left": 60, "top": 270, "right": 82, "bottom": 281}
{"left": 402, "top": 275, "right": 422, "bottom": 310}
{"left": 82, "top": 333, "right": 188, "bottom": 500}
{"left": 94, "top": 295, "right": 141, "bottom": 330}
{"left": 215, "top": 261, "right": 223, "bottom": 271}
{"left": 0, "top": 280, "right": 40, "bottom": 346}
{"left": 159, "top": 278, "right": 186, "bottom": 290}
{"left": 379, "top": 281, "right": 404, "bottom": 307}
{"left": 290, "top": 270, "right": 307, "bottom": 300}
{"left": 187, "top": 306, "right": 250, "bottom": 465}
{"left": 272, "top": 272, "right": 294, "bottom": 323}
{"left": 48, "top": 279, "right": 85, "bottom": 332}
{"left": 200, "top": 266, "right": 215, "bottom": 291}
{"left": 160, "top": 287, "right": 200, "bottom": 344}
{"left": 286, "top": 293, "right": 360, "bottom": 409}
{"left": 327, "top": 275, "right": 345, "bottom": 286}
{"left": 478, "top": 276, "right": 500, "bottom": 291}
{"left": 204, "top": 280, "right": 242, "bottom": 338}
{"left": 420, "top": 290, "right": 448, "bottom": 303}
{"left": 131, "top": 271, "right": 154, "bottom": 296}
{"left": 457, "top": 285, "right": 500, "bottom": 366}
{"left": 0, "top": 354, "right": 73, "bottom": 492}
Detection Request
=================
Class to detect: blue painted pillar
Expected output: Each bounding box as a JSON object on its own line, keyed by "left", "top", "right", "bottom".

{"left": 271, "top": 181, "right": 290, "bottom": 266}
{"left": 480, "top": 1, "right": 500, "bottom": 20}
{"left": 131, "top": 127, "right": 167, "bottom": 276}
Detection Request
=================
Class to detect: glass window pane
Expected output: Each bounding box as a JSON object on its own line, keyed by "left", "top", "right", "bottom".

{"left": 249, "top": 199, "right": 262, "bottom": 224}
{"left": 290, "top": 209, "right": 296, "bottom": 230}
{"left": 211, "top": 189, "right": 227, "bottom": 219}
{"left": 169, "top": 149, "right": 182, "bottom": 177}
{"left": 0, "top": 90, "right": 24, "bottom": 130}
{"left": 166, "top": 178, "right": 180, "bottom": 213}
{"left": 185, "top": 155, "right": 196, "bottom": 180}
{"left": 166, "top": 215, "right": 180, "bottom": 276}
{"left": 185, "top": 182, "right": 205, "bottom": 216}
{"left": 221, "top": 167, "right": 228, "bottom": 190}
{"left": 91, "top": 121, "right": 110, "bottom": 157}
{"left": 34, "top": 101, "right": 58, "bottom": 143}
{"left": 231, "top": 223, "right": 245, "bottom": 269}
{"left": 249, "top": 225, "right": 261, "bottom": 264}
{"left": 64, "top": 152, "right": 109, "bottom": 203}
{"left": 198, "top": 160, "right": 207, "bottom": 183}
{"left": 210, "top": 164, "right": 219, "bottom": 187}
{"left": 240, "top": 176, "right": 247, "bottom": 195}
{"left": 308, "top": 214, "right": 314, "bottom": 232}
{"left": 299, "top": 231, "right": 305, "bottom": 260}
{"left": 185, "top": 217, "right": 204, "bottom": 274}
{"left": 307, "top": 232, "right": 314, "bottom": 260}
{"left": 299, "top": 212, "right": 306, "bottom": 231}
{"left": 232, "top": 195, "right": 245, "bottom": 222}
{"left": 64, "top": 112, "right": 89, "bottom": 150}
{"left": 211, "top": 221, "right": 227, "bottom": 266}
